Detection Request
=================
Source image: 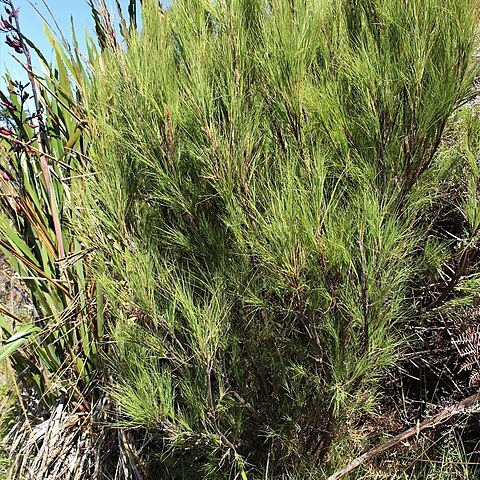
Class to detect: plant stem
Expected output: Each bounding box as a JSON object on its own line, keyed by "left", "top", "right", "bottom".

{"left": 8, "top": 0, "right": 65, "bottom": 261}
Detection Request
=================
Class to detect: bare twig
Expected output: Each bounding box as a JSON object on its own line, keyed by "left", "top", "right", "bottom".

{"left": 423, "top": 247, "right": 477, "bottom": 311}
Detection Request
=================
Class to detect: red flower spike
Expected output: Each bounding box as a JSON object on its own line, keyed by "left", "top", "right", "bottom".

{"left": 5, "top": 34, "right": 22, "bottom": 54}
{"left": 0, "top": 127, "right": 13, "bottom": 136}
{"left": 0, "top": 99, "right": 15, "bottom": 110}
{"left": 0, "top": 17, "right": 12, "bottom": 32}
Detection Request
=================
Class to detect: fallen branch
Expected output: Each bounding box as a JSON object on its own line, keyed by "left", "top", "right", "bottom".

{"left": 327, "top": 392, "right": 480, "bottom": 480}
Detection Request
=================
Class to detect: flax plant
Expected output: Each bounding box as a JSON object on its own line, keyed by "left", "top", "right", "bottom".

{"left": 0, "top": 2, "right": 124, "bottom": 478}
{"left": 0, "top": 1, "right": 98, "bottom": 407}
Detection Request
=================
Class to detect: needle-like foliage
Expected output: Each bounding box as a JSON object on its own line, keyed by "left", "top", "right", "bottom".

{"left": 80, "top": 0, "right": 479, "bottom": 477}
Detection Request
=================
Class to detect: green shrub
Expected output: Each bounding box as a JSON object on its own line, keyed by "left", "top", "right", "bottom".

{"left": 81, "top": 0, "right": 479, "bottom": 477}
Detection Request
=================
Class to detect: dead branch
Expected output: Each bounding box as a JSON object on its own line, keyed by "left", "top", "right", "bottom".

{"left": 327, "top": 391, "right": 480, "bottom": 480}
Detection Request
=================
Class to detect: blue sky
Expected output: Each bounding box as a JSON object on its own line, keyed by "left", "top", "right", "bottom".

{"left": 0, "top": 0, "right": 152, "bottom": 81}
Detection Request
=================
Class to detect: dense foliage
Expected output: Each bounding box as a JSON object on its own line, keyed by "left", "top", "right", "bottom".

{"left": 1, "top": 0, "right": 480, "bottom": 478}
{"left": 78, "top": 0, "right": 480, "bottom": 477}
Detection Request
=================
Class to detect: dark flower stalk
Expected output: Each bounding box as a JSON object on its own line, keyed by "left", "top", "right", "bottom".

{"left": 0, "top": 0, "right": 65, "bottom": 260}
